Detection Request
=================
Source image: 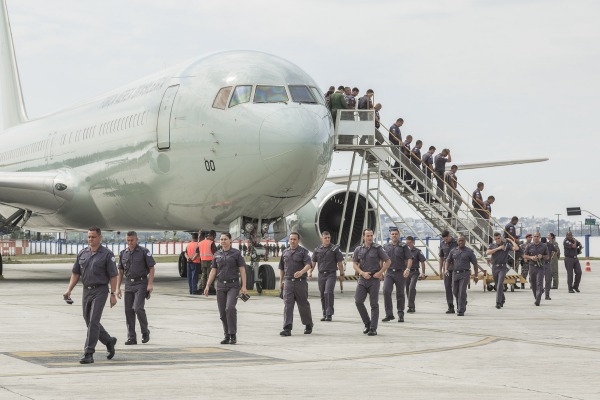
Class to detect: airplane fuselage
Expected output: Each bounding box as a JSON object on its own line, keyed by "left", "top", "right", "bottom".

{"left": 0, "top": 51, "right": 333, "bottom": 232}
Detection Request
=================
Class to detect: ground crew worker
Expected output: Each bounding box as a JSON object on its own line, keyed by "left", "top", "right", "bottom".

{"left": 63, "top": 226, "right": 118, "bottom": 364}
{"left": 116, "top": 231, "right": 156, "bottom": 345}
{"left": 446, "top": 236, "right": 481, "bottom": 316}
{"left": 353, "top": 229, "right": 391, "bottom": 336}
{"left": 309, "top": 231, "right": 344, "bottom": 322}
{"left": 204, "top": 232, "right": 247, "bottom": 345}
{"left": 185, "top": 233, "right": 200, "bottom": 294}
{"left": 524, "top": 233, "right": 549, "bottom": 306}
{"left": 563, "top": 231, "right": 583, "bottom": 293}
{"left": 486, "top": 232, "right": 517, "bottom": 309}
{"left": 199, "top": 231, "right": 218, "bottom": 294}
{"left": 382, "top": 228, "right": 413, "bottom": 323}
{"left": 520, "top": 233, "right": 533, "bottom": 289}
{"left": 547, "top": 233, "right": 560, "bottom": 289}
{"left": 405, "top": 236, "right": 426, "bottom": 313}
{"left": 278, "top": 232, "right": 313, "bottom": 336}
{"left": 439, "top": 230, "right": 458, "bottom": 314}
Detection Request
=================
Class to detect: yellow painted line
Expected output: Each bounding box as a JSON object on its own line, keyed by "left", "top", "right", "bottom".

{"left": 46, "top": 357, "right": 270, "bottom": 367}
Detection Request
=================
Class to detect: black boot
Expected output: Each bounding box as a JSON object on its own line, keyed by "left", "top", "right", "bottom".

{"left": 79, "top": 353, "right": 94, "bottom": 364}
{"left": 229, "top": 334, "right": 237, "bottom": 345}
{"left": 220, "top": 335, "right": 230, "bottom": 344}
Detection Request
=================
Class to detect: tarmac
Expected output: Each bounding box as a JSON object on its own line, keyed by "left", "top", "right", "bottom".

{"left": 0, "top": 261, "right": 598, "bottom": 400}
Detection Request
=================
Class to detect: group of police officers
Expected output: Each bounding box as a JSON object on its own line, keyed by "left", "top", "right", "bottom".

{"left": 64, "top": 224, "right": 584, "bottom": 363}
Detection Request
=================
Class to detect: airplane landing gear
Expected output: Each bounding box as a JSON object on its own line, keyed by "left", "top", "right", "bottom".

{"left": 243, "top": 219, "right": 277, "bottom": 292}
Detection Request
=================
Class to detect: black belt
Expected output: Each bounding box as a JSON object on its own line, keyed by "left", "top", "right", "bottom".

{"left": 454, "top": 270, "right": 469, "bottom": 273}
{"left": 219, "top": 278, "right": 239, "bottom": 283}
{"left": 84, "top": 284, "right": 107, "bottom": 290}
{"left": 389, "top": 268, "right": 405, "bottom": 272}
{"left": 285, "top": 277, "right": 306, "bottom": 281}
{"left": 493, "top": 264, "right": 507, "bottom": 267}
{"left": 409, "top": 268, "right": 419, "bottom": 272}
{"left": 565, "top": 255, "right": 578, "bottom": 259}
{"left": 126, "top": 276, "right": 146, "bottom": 282}
{"left": 320, "top": 271, "right": 336, "bottom": 275}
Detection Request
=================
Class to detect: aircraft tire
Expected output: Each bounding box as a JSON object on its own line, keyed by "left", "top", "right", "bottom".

{"left": 178, "top": 252, "right": 188, "bottom": 278}
{"left": 259, "top": 264, "right": 276, "bottom": 290}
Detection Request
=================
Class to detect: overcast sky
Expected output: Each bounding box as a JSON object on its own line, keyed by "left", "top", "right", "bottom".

{"left": 3, "top": 0, "right": 599, "bottom": 226}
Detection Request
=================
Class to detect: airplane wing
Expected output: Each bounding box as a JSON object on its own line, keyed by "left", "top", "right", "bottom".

{"left": 0, "top": 170, "right": 75, "bottom": 213}
{"left": 326, "top": 157, "right": 548, "bottom": 184}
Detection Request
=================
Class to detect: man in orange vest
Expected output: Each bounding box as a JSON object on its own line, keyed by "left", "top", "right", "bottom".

{"left": 185, "top": 233, "right": 201, "bottom": 295}
{"left": 199, "top": 230, "right": 218, "bottom": 294}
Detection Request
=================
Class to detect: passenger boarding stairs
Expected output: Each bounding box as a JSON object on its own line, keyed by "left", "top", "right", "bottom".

{"left": 333, "top": 110, "right": 523, "bottom": 285}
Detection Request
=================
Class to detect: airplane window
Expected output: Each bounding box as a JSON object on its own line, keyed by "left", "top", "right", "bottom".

{"left": 289, "top": 85, "right": 317, "bottom": 104}
{"left": 254, "top": 85, "right": 288, "bottom": 103}
{"left": 213, "top": 86, "right": 233, "bottom": 110}
{"left": 310, "top": 87, "right": 325, "bottom": 105}
{"left": 229, "top": 85, "right": 252, "bottom": 108}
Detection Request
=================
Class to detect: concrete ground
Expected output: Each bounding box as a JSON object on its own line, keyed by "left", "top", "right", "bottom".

{"left": 0, "top": 261, "right": 598, "bottom": 399}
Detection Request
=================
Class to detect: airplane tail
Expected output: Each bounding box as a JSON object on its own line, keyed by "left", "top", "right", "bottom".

{"left": 0, "top": 0, "right": 28, "bottom": 129}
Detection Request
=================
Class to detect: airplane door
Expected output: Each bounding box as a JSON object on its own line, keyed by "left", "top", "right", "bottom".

{"left": 156, "top": 85, "right": 180, "bottom": 150}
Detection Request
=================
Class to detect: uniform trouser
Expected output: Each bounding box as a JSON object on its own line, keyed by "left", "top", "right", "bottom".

{"left": 318, "top": 272, "right": 337, "bottom": 317}
{"left": 446, "top": 187, "right": 462, "bottom": 213}
{"left": 383, "top": 271, "right": 406, "bottom": 317}
{"left": 443, "top": 271, "right": 454, "bottom": 308}
{"left": 529, "top": 265, "right": 545, "bottom": 303}
{"left": 434, "top": 171, "right": 445, "bottom": 199}
{"left": 405, "top": 270, "right": 419, "bottom": 309}
{"left": 423, "top": 169, "right": 433, "bottom": 202}
{"left": 550, "top": 258, "right": 559, "bottom": 288}
{"left": 124, "top": 281, "right": 149, "bottom": 340}
{"left": 543, "top": 263, "right": 552, "bottom": 297}
{"left": 187, "top": 262, "right": 199, "bottom": 294}
{"left": 283, "top": 280, "right": 313, "bottom": 330}
{"left": 200, "top": 260, "right": 214, "bottom": 291}
{"left": 217, "top": 282, "right": 240, "bottom": 335}
{"left": 564, "top": 257, "right": 582, "bottom": 291}
{"left": 82, "top": 286, "right": 111, "bottom": 354}
{"left": 355, "top": 277, "right": 380, "bottom": 330}
{"left": 492, "top": 265, "right": 508, "bottom": 305}
{"left": 452, "top": 270, "right": 470, "bottom": 313}
{"left": 521, "top": 262, "right": 530, "bottom": 281}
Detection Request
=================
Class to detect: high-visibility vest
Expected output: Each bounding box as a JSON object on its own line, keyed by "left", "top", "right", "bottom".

{"left": 199, "top": 239, "right": 214, "bottom": 261}
{"left": 186, "top": 242, "right": 200, "bottom": 262}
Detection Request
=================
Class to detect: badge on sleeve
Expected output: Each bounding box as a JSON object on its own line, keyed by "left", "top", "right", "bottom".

{"left": 147, "top": 251, "right": 152, "bottom": 256}
{"left": 111, "top": 256, "right": 116, "bottom": 262}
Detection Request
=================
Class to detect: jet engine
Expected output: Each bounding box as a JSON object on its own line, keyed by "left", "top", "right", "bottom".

{"left": 288, "top": 182, "right": 377, "bottom": 252}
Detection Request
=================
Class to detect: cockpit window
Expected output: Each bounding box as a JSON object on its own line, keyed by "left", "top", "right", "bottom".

{"left": 289, "top": 85, "right": 317, "bottom": 104}
{"left": 310, "top": 87, "right": 325, "bottom": 105}
{"left": 229, "top": 85, "right": 252, "bottom": 108}
{"left": 212, "top": 86, "right": 232, "bottom": 109}
{"left": 254, "top": 85, "right": 289, "bottom": 103}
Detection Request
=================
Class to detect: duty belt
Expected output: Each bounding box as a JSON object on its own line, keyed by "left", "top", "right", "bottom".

{"left": 84, "top": 284, "right": 107, "bottom": 290}
{"left": 454, "top": 269, "right": 469, "bottom": 273}
{"left": 493, "top": 263, "right": 506, "bottom": 267}
{"left": 127, "top": 276, "right": 147, "bottom": 282}
{"left": 389, "top": 268, "right": 405, "bottom": 272}
{"left": 285, "top": 277, "right": 306, "bottom": 281}
{"left": 565, "top": 255, "right": 578, "bottom": 259}
{"left": 219, "top": 278, "right": 239, "bottom": 283}
{"left": 320, "top": 270, "right": 336, "bottom": 275}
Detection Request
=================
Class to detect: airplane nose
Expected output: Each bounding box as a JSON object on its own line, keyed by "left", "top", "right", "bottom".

{"left": 259, "top": 107, "right": 332, "bottom": 180}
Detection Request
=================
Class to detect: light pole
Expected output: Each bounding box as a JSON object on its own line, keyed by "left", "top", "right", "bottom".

{"left": 555, "top": 213, "right": 561, "bottom": 236}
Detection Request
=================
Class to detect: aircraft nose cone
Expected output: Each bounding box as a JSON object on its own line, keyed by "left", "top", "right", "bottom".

{"left": 259, "top": 106, "right": 332, "bottom": 195}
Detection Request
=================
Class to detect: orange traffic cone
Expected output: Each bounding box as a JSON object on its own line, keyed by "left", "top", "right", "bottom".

{"left": 585, "top": 258, "right": 592, "bottom": 272}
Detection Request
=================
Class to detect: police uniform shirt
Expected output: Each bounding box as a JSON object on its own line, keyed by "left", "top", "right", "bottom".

{"left": 439, "top": 238, "right": 458, "bottom": 270}
{"left": 411, "top": 147, "right": 421, "bottom": 166}
{"left": 563, "top": 238, "right": 579, "bottom": 257}
{"left": 445, "top": 171, "right": 457, "bottom": 188}
{"left": 433, "top": 154, "right": 448, "bottom": 174}
{"left": 358, "top": 95, "right": 372, "bottom": 110}
{"left": 389, "top": 124, "right": 401, "bottom": 145}
{"left": 483, "top": 201, "right": 492, "bottom": 217}
{"left": 402, "top": 140, "right": 411, "bottom": 157}
{"left": 352, "top": 244, "right": 389, "bottom": 273}
{"left": 311, "top": 244, "right": 343, "bottom": 273}
{"left": 212, "top": 248, "right": 245, "bottom": 281}
{"left": 118, "top": 245, "right": 156, "bottom": 279}
{"left": 524, "top": 242, "right": 549, "bottom": 261}
{"left": 72, "top": 246, "right": 118, "bottom": 286}
{"left": 489, "top": 241, "right": 514, "bottom": 265}
{"left": 422, "top": 153, "right": 433, "bottom": 171}
{"left": 279, "top": 246, "right": 311, "bottom": 278}
{"left": 472, "top": 189, "right": 483, "bottom": 208}
{"left": 504, "top": 223, "right": 516, "bottom": 239}
{"left": 409, "top": 247, "right": 426, "bottom": 268}
{"left": 383, "top": 242, "right": 412, "bottom": 271}
{"left": 344, "top": 94, "right": 356, "bottom": 109}
{"left": 447, "top": 247, "right": 477, "bottom": 271}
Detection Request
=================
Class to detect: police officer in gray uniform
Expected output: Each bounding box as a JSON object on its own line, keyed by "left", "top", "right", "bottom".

{"left": 563, "top": 231, "right": 582, "bottom": 293}
{"left": 540, "top": 237, "right": 554, "bottom": 300}
{"left": 353, "top": 229, "right": 391, "bottom": 336}
{"left": 405, "top": 236, "right": 426, "bottom": 313}
{"left": 64, "top": 226, "right": 118, "bottom": 364}
{"left": 446, "top": 236, "right": 481, "bottom": 316}
{"left": 278, "top": 232, "right": 313, "bottom": 336}
{"left": 205, "top": 232, "right": 247, "bottom": 344}
{"left": 547, "top": 233, "right": 560, "bottom": 289}
{"left": 523, "top": 233, "right": 549, "bottom": 306}
{"left": 439, "top": 230, "right": 458, "bottom": 314}
{"left": 117, "top": 231, "right": 156, "bottom": 345}
{"left": 486, "top": 232, "right": 517, "bottom": 309}
{"left": 309, "top": 231, "right": 344, "bottom": 322}
{"left": 382, "top": 228, "right": 413, "bottom": 323}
